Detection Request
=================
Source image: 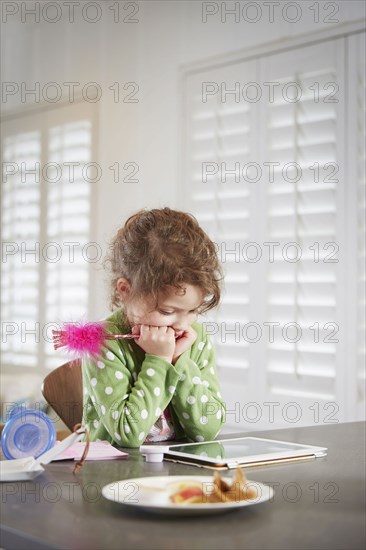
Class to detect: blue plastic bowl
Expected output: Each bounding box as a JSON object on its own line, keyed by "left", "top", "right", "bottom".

{"left": 1, "top": 409, "right": 56, "bottom": 460}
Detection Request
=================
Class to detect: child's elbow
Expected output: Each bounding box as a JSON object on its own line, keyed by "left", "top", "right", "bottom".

{"left": 114, "top": 423, "right": 149, "bottom": 448}
{"left": 188, "top": 416, "right": 226, "bottom": 443}
{"left": 117, "top": 432, "right": 144, "bottom": 448}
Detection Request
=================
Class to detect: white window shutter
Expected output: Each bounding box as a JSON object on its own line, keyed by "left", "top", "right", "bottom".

{"left": 2, "top": 128, "right": 42, "bottom": 367}
{"left": 356, "top": 33, "right": 366, "bottom": 420}
{"left": 1, "top": 102, "right": 96, "bottom": 373}
{"left": 44, "top": 117, "right": 93, "bottom": 369}
{"left": 182, "top": 32, "right": 365, "bottom": 430}
{"left": 183, "top": 62, "right": 257, "bottom": 412}
{"left": 346, "top": 32, "right": 366, "bottom": 421}
{"left": 259, "top": 39, "right": 346, "bottom": 423}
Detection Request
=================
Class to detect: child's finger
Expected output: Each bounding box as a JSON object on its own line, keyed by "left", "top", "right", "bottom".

{"left": 139, "top": 324, "right": 150, "bottom": 337}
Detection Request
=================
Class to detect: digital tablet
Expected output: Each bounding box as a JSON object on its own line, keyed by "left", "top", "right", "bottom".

{"left": 164, "top": 437, "right": 327, "bottom": 469}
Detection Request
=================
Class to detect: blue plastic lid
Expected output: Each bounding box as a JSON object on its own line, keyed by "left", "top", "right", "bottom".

{"left": 6, "top": 402, "right": 28, "bottom": 421}
{"left": 1, "top": 409, "right": 56, "bottom": 460}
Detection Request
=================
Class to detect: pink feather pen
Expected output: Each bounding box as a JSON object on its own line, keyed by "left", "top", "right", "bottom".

{"left": 52, "top": 321, "right": 137, "bottom": 358}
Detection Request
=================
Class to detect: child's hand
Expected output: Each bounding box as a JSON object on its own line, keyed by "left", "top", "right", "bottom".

{"left": 172, "top": 326, "right": 197, "bottom": 364}
{"left": 133, "top": 325, "right": 176, "bottom": 364}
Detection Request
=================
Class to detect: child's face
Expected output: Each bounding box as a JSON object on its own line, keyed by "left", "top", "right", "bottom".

{"left": 118, "top": 282, "right": 205, "bottom": 337}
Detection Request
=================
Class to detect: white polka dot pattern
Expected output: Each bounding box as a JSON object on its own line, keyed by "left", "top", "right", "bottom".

{"left": 82, "top": 320, "right": 224, "bottom": 448}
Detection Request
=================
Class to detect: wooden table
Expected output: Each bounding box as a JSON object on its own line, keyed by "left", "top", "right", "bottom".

{"left": 1, "top": 422, "right": 365, "bottom": 550}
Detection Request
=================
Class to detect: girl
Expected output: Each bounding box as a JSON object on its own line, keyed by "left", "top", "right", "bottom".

{"left": 82, "top": 208, "right": 226, "bottom": 447}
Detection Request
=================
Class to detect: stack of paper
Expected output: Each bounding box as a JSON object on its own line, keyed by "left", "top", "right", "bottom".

{"left": 54, "top": 440, "right": 128, "bottom": 461}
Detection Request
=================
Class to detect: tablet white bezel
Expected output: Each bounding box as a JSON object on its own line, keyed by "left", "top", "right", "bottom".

{"left": 164, "top": 436, "right": 327, "bottom": 467}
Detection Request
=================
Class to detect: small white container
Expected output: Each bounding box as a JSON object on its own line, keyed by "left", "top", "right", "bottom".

{"left": 139, "top": 445, "right": 166, "bottom": 463}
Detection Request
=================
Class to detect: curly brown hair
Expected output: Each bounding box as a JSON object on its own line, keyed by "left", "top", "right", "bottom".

{"left": 105, "top": 208, "right": 223, "bottom": 313}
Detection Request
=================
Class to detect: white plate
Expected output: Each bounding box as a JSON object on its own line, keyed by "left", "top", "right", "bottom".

{"left": 0, "top": 429, "right": 88, "bottom": 482}
{"left": 0, "top": 457, "right": 45, "bottom": 482}
{"left": 102, "top": 475, "right": 274, "bottom": 515}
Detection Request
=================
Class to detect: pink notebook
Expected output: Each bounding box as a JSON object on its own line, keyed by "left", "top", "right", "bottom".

{"left": 54, "top": 440, "right": 128, "bottom": 461}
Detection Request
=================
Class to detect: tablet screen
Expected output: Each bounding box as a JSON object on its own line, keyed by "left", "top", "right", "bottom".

{"left": 166, "top": 437, "right": 326, "bottom": 464}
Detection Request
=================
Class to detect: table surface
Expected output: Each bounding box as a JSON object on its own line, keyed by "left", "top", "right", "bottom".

{"left": 1, "top": 422, "right": 365, "bottom": 550}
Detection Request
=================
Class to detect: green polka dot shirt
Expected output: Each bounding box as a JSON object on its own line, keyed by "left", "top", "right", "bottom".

{"left": 81, "top": 311, "right": 226, "bottom": 447}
